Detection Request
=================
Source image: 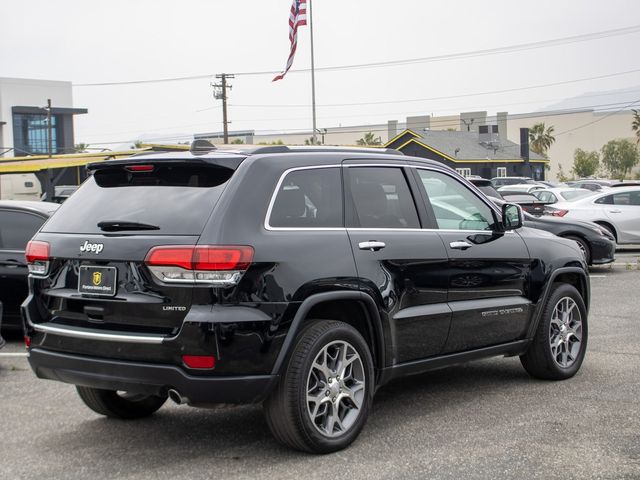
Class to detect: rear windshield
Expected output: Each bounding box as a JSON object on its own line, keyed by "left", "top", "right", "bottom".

{"left": 559, "top": 189, "right": 592, "bottom": 201}
{"left": 43, "top": 164, "right": 233, "bottom": 235}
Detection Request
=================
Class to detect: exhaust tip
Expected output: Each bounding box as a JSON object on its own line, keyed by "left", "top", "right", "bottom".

{"left": 168, "top": 389, "right": 186, "bottom": 405}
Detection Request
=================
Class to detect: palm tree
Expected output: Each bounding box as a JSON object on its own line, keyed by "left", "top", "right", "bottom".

{"left": 528, "top": 123, "right": 556, "bottom": 157}
{"left": 632, "top": 109, "right": 640, "bottom": 144}
{"left": 74, "top": 143, "right": 89, "bottom": 153}
{"left": 356, "top": 132, "right": 382, "bottom": 146}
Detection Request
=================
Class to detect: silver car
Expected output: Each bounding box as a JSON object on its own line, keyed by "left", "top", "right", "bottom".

{"left": 544, "top": 186, "right": 640, "bottom": 243}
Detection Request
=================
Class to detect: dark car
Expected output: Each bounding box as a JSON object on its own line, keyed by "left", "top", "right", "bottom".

{"left": 0, "top": 201, "right": 59, "bottom": 333}
{"left": 490, "top": 176, "right": 537, "bottom": 188}
{"left": 23, "top": 146, "right": 589, "bottom": 453}
{"left": 490, "top": 198, "right": 614, "bottom": 265}
{"left": 498, "top": 191, "right": 546, "bottom": 216}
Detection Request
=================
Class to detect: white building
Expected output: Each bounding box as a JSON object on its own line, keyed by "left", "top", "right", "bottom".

{"left": 0, "top": 77, "right": 87, "bottom": 157}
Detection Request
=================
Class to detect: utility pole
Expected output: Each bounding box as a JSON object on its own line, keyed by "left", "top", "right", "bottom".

{"left": 213, "top": 74, "right": 234, "bottom": 144}
{"left": 46, "top": 98, "right": 52, "bottom": 158}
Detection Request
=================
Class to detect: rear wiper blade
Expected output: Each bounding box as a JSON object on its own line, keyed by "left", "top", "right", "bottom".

{"left": 97, "top": 220, "right": 160, "bottom": 232}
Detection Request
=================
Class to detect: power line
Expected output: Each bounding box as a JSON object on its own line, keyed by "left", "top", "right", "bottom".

{"left": 78, "top": 100, "right": 637, "bottom": 146}
{"left": 72, "top": 24, "right": 640, "bottom": 87}
{"left": 222, "top": 69, "right": 640, "bottom": 109}
{"left": 555, "top": 98, "right": 640, "bottom": 136}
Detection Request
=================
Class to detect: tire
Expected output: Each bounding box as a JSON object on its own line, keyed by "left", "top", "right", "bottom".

{"left": 76, "top": 386, "right": 167, "bottom": 419}
{"left": 264, "top": 320, "right": 374, "bottom": 453}
{"left": 565, "top": 235, "right": 591, "bottom": 265}
{"left": 520, "top": 283, "right": 588, "bottom": 380}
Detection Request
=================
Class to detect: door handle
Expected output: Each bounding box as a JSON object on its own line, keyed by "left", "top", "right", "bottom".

{"left": 608, "top": 209, "right": 622, "bottom": 213}
{"left": 449, "top": 241, "right": 472, "bottom": 250}
{"left": 358, "top": 241, "right": 386, "bottom": 252}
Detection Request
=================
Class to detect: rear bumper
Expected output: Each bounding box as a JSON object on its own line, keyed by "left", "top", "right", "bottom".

{"left": 28, "top": 348, "right": 278, "bottom": 406}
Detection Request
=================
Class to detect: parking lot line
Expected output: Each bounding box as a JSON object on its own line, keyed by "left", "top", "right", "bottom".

{"left": 0, "top": 353, "right": 29, "bottom": 357}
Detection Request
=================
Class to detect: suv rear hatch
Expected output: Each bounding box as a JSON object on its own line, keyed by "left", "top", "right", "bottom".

{"left": 26, "top": 158, "right": 243, "bottom": 337}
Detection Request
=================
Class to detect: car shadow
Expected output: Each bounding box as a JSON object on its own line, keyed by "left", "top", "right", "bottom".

{"left": 36, "top": 357, "right": 534, "bottom": 465}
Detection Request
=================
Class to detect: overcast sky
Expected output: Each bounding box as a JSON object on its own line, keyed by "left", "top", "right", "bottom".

{"left": 2, "top": 0, "right": 640, "bottom": 146}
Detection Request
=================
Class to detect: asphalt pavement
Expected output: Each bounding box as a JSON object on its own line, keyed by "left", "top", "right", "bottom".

{"left": 1, "top": 263, "right": 639, "bottom": 479}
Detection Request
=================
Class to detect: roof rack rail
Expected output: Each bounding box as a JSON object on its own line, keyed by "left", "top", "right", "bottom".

{"left": 247, "top": 145, "right": 403, "bottom": 155}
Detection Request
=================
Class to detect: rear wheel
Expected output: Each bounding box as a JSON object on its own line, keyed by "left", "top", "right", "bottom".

{"left": 76, "top": 386, "right": 166, "bottom": 419}
{"left": 521, "top": 283, "right": 588, "bottom": 380}
{"left": 264, "top": 320, "right": 374, "bottom": 453}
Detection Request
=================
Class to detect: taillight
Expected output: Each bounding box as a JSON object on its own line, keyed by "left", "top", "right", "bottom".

{"left": 549, "top": 209, "right": 569, "bottom": 217}
{"left": 145, "top": 245, "right": 254, "bottom": 286}
{"left": 25, "top": 240, "right": 50, "bottom": 276}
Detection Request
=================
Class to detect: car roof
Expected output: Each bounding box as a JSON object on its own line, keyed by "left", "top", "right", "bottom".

{"left": 88, "top": 146, "right": 451, "bottom": 171}
{"left": 0, "top": 200, "right": 60, "bottom": 216}
{"left": 537, "top": 187, "right": 592, "bottom": 194}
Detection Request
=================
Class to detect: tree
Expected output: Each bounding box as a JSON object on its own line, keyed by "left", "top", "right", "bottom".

{"left": 230, "top": 138, "right": 245, "bottom": 144}
{"left": 601, "top": 139, "right": 639, "bottom": 180}
{"left": 528, "top": 123, "right": 556, "bottom": 157}
{"left": 632, "top": 109, "right": 640, "bottom": 144}
{"left": 556, "top": 164, "right": 570, "bottom": 183}
{"left": 571, "top": 148, "right": 600, "bottom": 178}
{"left": 74, "top": 143, "right": 88, "bottom": 153}
{"left": 356, "top": 132, "right": 382, "bottom": 146}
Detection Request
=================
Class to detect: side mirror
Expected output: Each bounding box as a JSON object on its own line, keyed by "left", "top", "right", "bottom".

{"left": 501, "top": 203, "right": 523, "bottom": 230}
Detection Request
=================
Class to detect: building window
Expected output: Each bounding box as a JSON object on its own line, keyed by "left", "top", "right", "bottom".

{"left": 496, "top": 167, "right": 507, "bottom": 177}
{"left": 12, "top": 113, "right": 59, "bottom": 155}
{"left": 456, "top": 168, "right": 472, "bottom": 178}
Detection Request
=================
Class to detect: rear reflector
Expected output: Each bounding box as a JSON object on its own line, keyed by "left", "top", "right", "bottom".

{"left": 24, "top": 336, "right": 31, "bottom": 349}
{"left": 145, "top": 245, "right": 254, "bottom": 286}
{"left": 182, "top": 355, "right": 215, "bottom": 369}
{"left": 25, "top": 241, "right": 50, "bottom": 275}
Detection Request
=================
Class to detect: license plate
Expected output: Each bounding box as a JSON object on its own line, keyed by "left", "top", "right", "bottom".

{"left": 78, "top": 266, "right": 117, "bottom": 297}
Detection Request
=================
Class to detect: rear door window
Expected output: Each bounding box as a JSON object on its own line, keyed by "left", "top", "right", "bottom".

{"left": 269, "top": 167, "right": 342, "bottom": 228}
{"left": 43, "top": 163, "right": 234, "bottom": 235}
{"left": 347, "top": 167, "right": 420, "bottom": 229}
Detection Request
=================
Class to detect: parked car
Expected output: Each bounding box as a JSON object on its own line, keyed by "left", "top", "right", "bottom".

{"left": 569, "top": 179, "right": 612, "bottom": 192}
{"left": 498, "top": 191, "right": 547, "bottom": 216}
{"left": 490, "top": 176, "right": 537, "bottom": 188}
{"left": 544, "top": 186, "right": 640, "bottom": 243}
{"left": 490, "top": 199, "right": 614, "bottom": 265}
{"left": 610, "top": 181, "right": 640, "bottom": 188}
{"left": 0, "top": 201, "right": 59, "bottom": 332}
{"left": 497, "top": 184, "right": 546, "bottom": 194}
{"left": 532, "top": 188, "right": 594, "bottom": 205}
{"left": 23, "top": 146, "right": 589, "bottom": 453}
{"left": 468, "top": 178, "right": 501, "bottom": 199}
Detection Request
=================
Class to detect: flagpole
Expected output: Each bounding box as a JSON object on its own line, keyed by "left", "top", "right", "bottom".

{"left": 309, "top": 0, "right": 318, "bottom": 144}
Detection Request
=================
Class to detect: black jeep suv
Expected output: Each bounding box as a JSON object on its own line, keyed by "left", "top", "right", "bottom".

{"left": 23, "top": 146, "right": 589, "bottom": 453}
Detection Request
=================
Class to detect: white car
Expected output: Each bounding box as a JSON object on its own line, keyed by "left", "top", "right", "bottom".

{"left": 544, "top": 186, "right": 640, "bottom": 244}
{"left": 497, "top": 183, "right": 546, "bottom": 194}
{"left": 532, "top": 188, "right": 594, "bottom": 205}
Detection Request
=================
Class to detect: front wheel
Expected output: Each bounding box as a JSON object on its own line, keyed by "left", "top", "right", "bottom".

{"left": 76, "top": 386, "right": 167, "bottom": 419}
{"left": 264, "top": 320, "right": 374, "bottom": 453}
{"left": 521, "top": 283, "right": 588, "bottom": 380}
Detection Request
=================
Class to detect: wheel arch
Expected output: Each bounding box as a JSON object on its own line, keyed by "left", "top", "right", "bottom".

{"left": 526, "top": 266, "right": 590, "bottom": 339}
{"left": 593, "top": 220, "right": 617, "bottom": 242}
{"left": 270, "top": 291, "right": 385, "bottom": 377}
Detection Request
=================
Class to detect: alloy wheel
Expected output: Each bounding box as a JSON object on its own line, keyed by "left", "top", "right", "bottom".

{"left": 549, "top": 296, "right": 583, "bottom": 368}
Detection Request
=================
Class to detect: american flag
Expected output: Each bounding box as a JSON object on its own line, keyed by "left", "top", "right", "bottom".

{"left": 273, "top": 0, "right": 307, "bottom": 82}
